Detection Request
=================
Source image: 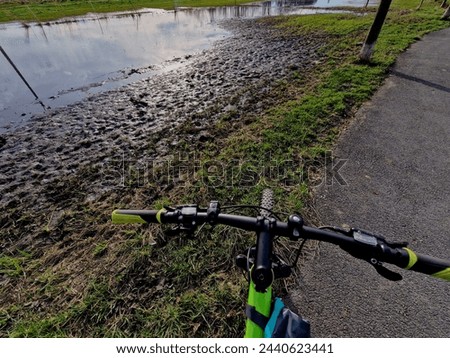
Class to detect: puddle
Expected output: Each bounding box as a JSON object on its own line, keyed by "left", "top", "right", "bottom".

{"left": 0, "top": 0, "right": 378, "bottom": 131}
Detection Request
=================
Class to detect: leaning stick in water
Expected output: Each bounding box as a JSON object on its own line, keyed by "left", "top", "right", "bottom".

{"left": 0, "top": 45, "right": 46, "bottom": 110}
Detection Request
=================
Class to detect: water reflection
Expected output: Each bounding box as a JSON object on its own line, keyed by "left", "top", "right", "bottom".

{"left": 0, "top": 0, "right": 377, "bottom": 130}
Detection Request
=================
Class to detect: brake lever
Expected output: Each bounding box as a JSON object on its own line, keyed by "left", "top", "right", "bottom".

{"left": 370, "top": 258, "right": 403, "bottom": 281}
{"left": 340, "top": 228, "right": 406, "bottom": 281}
{"left": 341, "top": 245, "right": 403, "bottom": 281}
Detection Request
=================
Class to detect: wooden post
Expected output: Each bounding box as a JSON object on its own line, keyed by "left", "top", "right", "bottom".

{"left": 359, "top": 0, "right": 393, "bottom": 63}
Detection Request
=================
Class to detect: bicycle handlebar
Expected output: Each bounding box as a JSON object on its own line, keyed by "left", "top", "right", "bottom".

{"left": 111, "top": 206, "right": 450, "bottom": 283}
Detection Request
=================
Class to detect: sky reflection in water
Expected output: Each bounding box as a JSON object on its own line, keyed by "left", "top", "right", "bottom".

{"left": 0, "top": 0, "right": 378, "bottom": 129}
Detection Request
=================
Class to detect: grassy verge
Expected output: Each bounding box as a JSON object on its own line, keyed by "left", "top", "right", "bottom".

{"left": 0, "top": 0, "right": 449, "bottom": 338}
{"left": 1, "top": 0, "right": 252, "bottom": 23}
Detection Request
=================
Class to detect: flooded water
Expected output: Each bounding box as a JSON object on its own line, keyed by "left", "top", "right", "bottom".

{"left": 0, "top": 0, "right": 378, "bottom": 131}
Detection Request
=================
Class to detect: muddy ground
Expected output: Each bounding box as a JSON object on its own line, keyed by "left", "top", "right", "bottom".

{"left": 0, "top": 16, "right": 328, "bottom": 335}
{"left": 1, "top": 18, "right": 324, "bottom": 209}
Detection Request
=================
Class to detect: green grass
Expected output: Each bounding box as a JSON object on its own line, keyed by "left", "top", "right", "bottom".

{"left": 1, "top": 0, "right": 449, "bottom": 338}
{"left": 253, "top": 5, "right": 446, "bottom": 205}
{"left": 0, "top": 256, "right": 24, "bottom": 277}
{"left": 0, "top": 251, "right": 31, "bottom": 277}
{"left": 93, "top": 241, "right": 109, "bottom": 257}
{"left": 0, "top": 0, "right": 253, "bottom": 23}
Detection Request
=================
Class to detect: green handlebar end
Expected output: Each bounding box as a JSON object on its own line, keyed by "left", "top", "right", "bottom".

{"left": 111, "top": 209, "right": 147, "bottom": 224}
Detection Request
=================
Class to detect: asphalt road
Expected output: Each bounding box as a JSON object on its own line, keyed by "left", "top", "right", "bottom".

{"left": 290, "top": 28, "right": 450, "bottom": 337}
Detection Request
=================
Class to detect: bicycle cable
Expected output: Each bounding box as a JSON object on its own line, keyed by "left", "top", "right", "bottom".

{"left": 221, "top": 205, "right": 284, "bottom": 221}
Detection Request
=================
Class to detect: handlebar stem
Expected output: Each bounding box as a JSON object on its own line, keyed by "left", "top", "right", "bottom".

{"left": 251, "top": 217, "right": 275, "bottom": 292}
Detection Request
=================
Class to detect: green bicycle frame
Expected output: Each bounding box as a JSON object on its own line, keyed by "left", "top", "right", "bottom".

{"left": 244, "top": 278, "right": 273, "bottom": 338}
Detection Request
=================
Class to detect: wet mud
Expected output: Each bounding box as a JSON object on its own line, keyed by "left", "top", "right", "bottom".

{"left": 0, "top": 17, "right": 327, "bottom": 258}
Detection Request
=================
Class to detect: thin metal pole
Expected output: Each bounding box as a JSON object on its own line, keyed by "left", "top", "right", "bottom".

{"left": 417, "top": 0, "right": 425, "bottom": 10}
{"left": 442, "top": 5, "right": 450, "bottom": 19}
{"left": 359, "top": 0, "right": 393, "bottom": 63}
{"left": 0, "top": 45, "right": 46, "bottom": 109}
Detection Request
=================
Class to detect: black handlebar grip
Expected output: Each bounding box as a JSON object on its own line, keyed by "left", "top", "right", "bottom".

{"left": 400, "top": 248, "right": 450, "bottom": 281}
